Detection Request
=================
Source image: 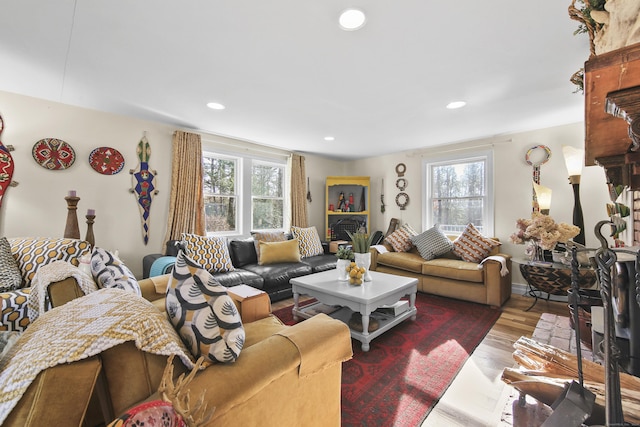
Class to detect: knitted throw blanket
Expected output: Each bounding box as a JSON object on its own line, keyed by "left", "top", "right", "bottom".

{"left": 0, "top": 288, "right": 195, "bottom": 425}
{"left": 27, "top": 260, "right": 99, "bottom": 322}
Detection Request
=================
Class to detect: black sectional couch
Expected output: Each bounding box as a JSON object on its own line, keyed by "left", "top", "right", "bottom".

{"left": 143, "top": 238, "right": 337, "bottom": 302}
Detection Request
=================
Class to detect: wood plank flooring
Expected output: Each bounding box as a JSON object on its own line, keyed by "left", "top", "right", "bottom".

{"left": 271, "top": 292, "right": 569, "bottom": 426}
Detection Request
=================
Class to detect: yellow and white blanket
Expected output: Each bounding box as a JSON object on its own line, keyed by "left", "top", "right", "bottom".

{"left": 0, "top": 288, "right": 195, "bottom": 425}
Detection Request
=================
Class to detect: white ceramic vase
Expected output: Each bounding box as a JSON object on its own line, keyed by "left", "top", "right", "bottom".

{"left": 337, "top": 259, "right": 351, "bottom": 281}
{"left": 354, "top": 252, "right": 372, "bottom": 282}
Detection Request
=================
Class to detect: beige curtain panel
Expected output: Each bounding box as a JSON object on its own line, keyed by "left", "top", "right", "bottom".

{"left": 290, "top": 153, "right": 308, "bottom": 228}
{"left": 164, "top": 130, "right": 206, "bottom": 245}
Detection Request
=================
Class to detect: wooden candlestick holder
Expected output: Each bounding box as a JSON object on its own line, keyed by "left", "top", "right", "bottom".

{"left": 85, "top": 214, "right": 95, "bottom": 248}
{"left": 64, "top": 196, "right": 81, "bottom": 239}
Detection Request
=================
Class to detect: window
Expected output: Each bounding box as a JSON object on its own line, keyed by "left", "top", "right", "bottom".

{"left": 203, "top": 150, "right": 288, "bottom": 235}
{"left": 203, "top": 154, "right": 238, "bottom": 233}
{"left": 251, "top": 161, "right": 285, "bottom": 230}
{"left": 424, "top": 150, "right": 493, "bottom": 236}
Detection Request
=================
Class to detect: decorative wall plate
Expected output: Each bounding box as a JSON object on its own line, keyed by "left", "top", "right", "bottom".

{"left": 89, "top": 146, "right": 125, "bottom": 175}
{"left": 395, "top": 163, "right": 406, "bottom": 177}
{"left": 395, "top": 178, "right": 407, "bottom": 191}
{"left": 32, "top": 138, "right": 76, "bottom": 170}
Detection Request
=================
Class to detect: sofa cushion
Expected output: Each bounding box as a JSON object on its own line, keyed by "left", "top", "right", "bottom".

{"left": 91, "top": 247, "right": 141, "bottom": 295}
{"left": 376, "top": 250, "right": 425, "bottom": 274}
{"left": 385, "top": 223, "right": 417, "bottom": 252}
{"left": 291, "top": 226, "right": 324, "bottom": 258}
{"left": 258, "top": 240, "right": 301, "bottom": 265}
{"left": 452, "top": 223, "right": 501, "bottom": 263}
{"left": 210, "top": 269, "right": 264, "bottom": 290}
{"left": 300, "top": 254, "right": 338, "bottom": 273}
{"left": 229, "top": 239, "right": 258, "bottom": 268}
{"left": 421, "top": 258, "right": 484, "bottom": 283}
{"left": 410, "top": 225, "right": 453, "bottom": 260}
{"left": 166, "top": 250, "right": 245, "bottom": 364}
{"left": 181, "top": 234, "right": 234, "bottom": 273}
{"left": 0, "top": 237, "right": 22, "bottom": 291}
{"left": 9, "top": 238, "right": 91, "bottom": 287}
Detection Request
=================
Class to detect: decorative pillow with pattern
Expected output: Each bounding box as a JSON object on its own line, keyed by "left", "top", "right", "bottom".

{"left": 91, "top": 247, "right": 141, "bottom": 295}
{"left": 166, "top": 250, "right": 245, "bottom": 364}
{"left": 410, "top": 225, "right": 453, "bottom": 261}
{"left": 291, "top": 226, "right": 324, "bottom": 258}
{"left": 181, "top": 233, "right": 234, "bottom": 273}
{"left": 9, "top": 238, "right": 92, "bottom": 287}
{"left": 385, "top": 223, "right": 418, "bottom": 252}
{"left": 0, "top": 237, "right": 22, "bottom": 291}
{"left": 453, "top": 223, "right": 501, "bottom": 263}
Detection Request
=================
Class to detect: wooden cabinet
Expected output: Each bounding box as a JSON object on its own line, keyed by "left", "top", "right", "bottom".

{"left": 325, "top": 176, "right": 370, "bottom": 241}
{"left": 585, "top": 42, "right": 640, "bottom": 189}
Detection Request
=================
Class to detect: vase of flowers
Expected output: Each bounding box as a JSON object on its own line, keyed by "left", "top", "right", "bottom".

{"left": 510, "top": 213, "right": 580, "bottom": 262}
{"left": 335, "top": 246, "right": 354, "bottom": 281}
{"left": 347, "top": 231, "right": 374, "bottom": 282}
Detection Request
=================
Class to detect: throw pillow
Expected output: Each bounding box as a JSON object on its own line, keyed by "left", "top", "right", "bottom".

{"left": 291, "top": 226, "right": 324, "bottom": 258}
{"left": 91, "top": 247, "right": 141, "bottom": 295}
{"left": 258, "top": 239, "right": 301, "bottom": 265}
{"left": 252, "top": 231, "right": 287, "bottom": 259}
{"left": 166, "top": 250, "right": 245, "bottom": 364}
{"left": 385, "top": 223, "right": 418, "bottom": 252}
{"left": 0, "top": 237, "right": 22, "bottom": 291}
{"left": 9, "top": 237, "right": 92, "bottom": 287}
{"left": 181, "top": 233, "right": 235, "bottom": 273}
{"left": 410, "top": 225, "right": 453, "bottom": 261}
{"left": 453, "top": 223, "right": 501, "bottom": 263}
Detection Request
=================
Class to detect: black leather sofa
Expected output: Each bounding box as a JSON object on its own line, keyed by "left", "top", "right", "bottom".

{"left": 142, "top": 238, "right": 337, "bottom": 302}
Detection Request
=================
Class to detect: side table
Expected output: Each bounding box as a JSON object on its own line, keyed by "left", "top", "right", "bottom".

{"left": 514, "top": 259, "right": 597, "bottom": 311}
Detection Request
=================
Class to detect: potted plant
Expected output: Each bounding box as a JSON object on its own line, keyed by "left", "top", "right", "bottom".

{"left": 347, "top": 231, "right": 374, "bottom": 282}
{"left": 335, "top": 246, "right": 354, "bottom": 281}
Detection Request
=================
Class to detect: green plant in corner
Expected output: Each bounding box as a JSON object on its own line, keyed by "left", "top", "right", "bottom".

{"left": 347, "top": 231, "right": 374, "bottom": 254}
{"left": 336, "top": 246, "right": 354, "bottom": 260}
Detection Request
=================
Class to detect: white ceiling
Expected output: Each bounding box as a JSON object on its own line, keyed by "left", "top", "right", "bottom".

{"left": 0, "top": 1, "right": 591, "bottom": 160}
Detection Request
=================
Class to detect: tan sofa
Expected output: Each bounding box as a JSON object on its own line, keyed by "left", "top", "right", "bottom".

{"left": 370, "top": 238, "right": 512, "bottom": 307}
{"left": 4, "top": 275, "right": 353, "bottom": 427}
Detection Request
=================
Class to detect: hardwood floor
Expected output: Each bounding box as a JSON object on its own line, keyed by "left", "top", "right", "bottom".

{"left": 271, "top": 292, "right": 570, "bottom": 426}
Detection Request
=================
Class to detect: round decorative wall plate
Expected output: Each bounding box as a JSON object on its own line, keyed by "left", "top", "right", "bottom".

{"left": 32, "top": 138, "right": 76, "bottom": 170}
{"left": 395, "top": 192, "right": 409, "bottom": 210}
{"left": 395, "top": 178, "right": 407, "bottom": 191}
{"left": 89, "top": 146, "right": 125, "bottom": 175}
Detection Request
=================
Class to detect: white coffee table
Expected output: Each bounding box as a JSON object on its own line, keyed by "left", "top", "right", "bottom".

{"left": 290, "top": 269, "right": 418, "bottom": 351}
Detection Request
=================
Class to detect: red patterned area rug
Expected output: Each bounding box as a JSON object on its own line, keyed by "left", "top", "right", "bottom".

{"left": 273, "top": 293, "right": 501, "bottom": 427}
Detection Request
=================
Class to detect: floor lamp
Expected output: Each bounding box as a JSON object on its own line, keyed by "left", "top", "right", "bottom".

{"left": 563, "top": 146, "right": 586, "bottom": 245}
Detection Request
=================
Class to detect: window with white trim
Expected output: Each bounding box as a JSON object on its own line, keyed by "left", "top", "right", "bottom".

{"left": 203, "top": 151, "right": 288, "bottom": 235}
{"left": 424, "top": 150, "right": 494, "bottom": 236}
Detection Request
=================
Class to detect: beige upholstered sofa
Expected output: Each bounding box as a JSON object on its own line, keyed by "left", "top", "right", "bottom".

{"left": 370, "top": 237, "right": 512, "bottom": 307}
{"left": 3, "top": 274, "right": 353, "bottom": 427}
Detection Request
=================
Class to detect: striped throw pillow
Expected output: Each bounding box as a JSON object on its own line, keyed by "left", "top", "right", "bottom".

{"left": 453, "top": 223, "right": 500, "bottom": 263}
{"left": 385, "top": 224, "right": 418, "bottom": 252}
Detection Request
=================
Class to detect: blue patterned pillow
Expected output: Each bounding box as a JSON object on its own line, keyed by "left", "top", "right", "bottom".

{"left": 166, "top": 250, "right": 245, "bottom": 364}
{"left": 91, "top": 247, "right": 141, "bottom": 295}
{"left": 410, "top": 225, "right": 453, "bottom": 261}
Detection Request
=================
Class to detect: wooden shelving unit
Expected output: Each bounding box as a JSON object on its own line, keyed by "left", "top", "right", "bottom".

{"left": 325, "top": 176, "right": 370, "bottom": 241}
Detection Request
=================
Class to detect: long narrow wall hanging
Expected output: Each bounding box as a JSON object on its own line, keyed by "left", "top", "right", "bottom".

{"left": 0, "top": 114, "right": 17, "bottom": 208}
{"left": 129, "top": 133, "right": 158, "bottom": 245}
{"left": 525, "top": 145, "right": 551, "bottom": 214}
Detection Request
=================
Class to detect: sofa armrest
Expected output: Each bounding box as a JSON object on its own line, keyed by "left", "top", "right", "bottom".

{"left": 182, "top": 314, "right": 353, "bottom": 425}
{"left": 47, "top": 277, "right": 88, "bottom": 308}
{"left": 481, "top": 253, "right": 512, "bottom": 307}
{"left": 137, "top": 274, "right": 171, "bottom": 302}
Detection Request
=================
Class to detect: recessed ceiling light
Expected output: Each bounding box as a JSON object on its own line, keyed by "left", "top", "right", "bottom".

{"left": 339, "top": 8, "right": 366, "bottom": 31}
{"left": 446, "top": 101, "right": 467, "bottom": 110}
{"left": 324, "top": 136, "right": 335, "bottom": 141}
{"left": 206, "top": 102, "right": 226, "bottom": 110}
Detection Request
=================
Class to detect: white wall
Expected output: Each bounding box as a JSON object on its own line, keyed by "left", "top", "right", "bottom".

{"left": 0, "top": 90, "right": 343, "bottom": 278}
{"left": 0, "top": 90, "right": 615, "bottom": 287}
{"left": 348, "top": 123, "right": 612, "bottom": 286}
